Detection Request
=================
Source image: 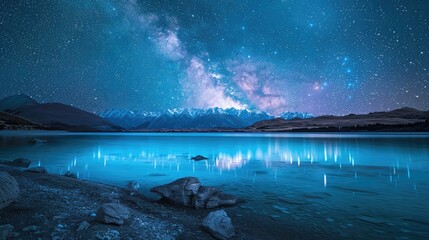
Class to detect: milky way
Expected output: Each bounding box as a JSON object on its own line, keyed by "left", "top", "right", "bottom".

{"left": 0, "top": 0, "right": 428, "bottom": 115}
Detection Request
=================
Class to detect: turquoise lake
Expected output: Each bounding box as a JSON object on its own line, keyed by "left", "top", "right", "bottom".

{"left": 0, "top": 131, "right": 428, "bottom": 239}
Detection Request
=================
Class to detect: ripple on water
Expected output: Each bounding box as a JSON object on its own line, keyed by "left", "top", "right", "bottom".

{"left": 303, "top": 192, "right": 332, "bottom": 199}
{"left": 147, "top": 173, "right": 168, "bottom": 177}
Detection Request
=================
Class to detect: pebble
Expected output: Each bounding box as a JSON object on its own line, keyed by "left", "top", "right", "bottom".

{"left": 52, "top": 213, "right": 70, "bottom": 220}
{"left": 77, "top": 221, "right": 91, "bottom": 231}
{"left": 22, "top": 225, "right": 38, "bottom": 232}
{"left": 95, "top": 229, "right": 120, "bottom": 240}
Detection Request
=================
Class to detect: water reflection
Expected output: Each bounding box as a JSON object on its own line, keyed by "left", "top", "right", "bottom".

{"left": 52, "top": 135, "right": 427, "bottom": 196}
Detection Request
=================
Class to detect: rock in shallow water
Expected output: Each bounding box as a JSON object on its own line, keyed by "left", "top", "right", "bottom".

{"left": 64, "top": 171, "right": 77, "bottom": 178}
{"left": 25, "top": 167, "right": 47, "bottom": 174}
{"left": 96, "top": 203, "right": 130, "bottom": 225}
{"left": 0, "top": 171, "right": 19, "bottom": 210}
{"left": 193, "top": 186, "right": 238, "bottom": 209}
{"left": 151, "top": 177, "right": 200, "bottom": 207}
{"left": 191, "top": 155, "right": 209, "bottom": 161}
{"left": 151, "top": 177, "right": 239, "bottom": 209}
{"left": 202, "top": 210, "right": 235, "bottom": 240}
{"left": 0, "top": 158, "right": 31, "bottom": 168}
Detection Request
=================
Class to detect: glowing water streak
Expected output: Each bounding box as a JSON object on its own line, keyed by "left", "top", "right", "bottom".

{"left": 324, "top": 174, "right": 327, "bottom": 188}
{"left": 324, "top": 145, "right": 327, "bottom": 161}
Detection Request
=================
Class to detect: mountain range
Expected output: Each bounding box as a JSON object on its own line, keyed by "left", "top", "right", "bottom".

{"left": 0, "top": 94, "right": 427, "bottom": 132}
{"left": 99, "top": 108, "right": 313, "bottom": 129}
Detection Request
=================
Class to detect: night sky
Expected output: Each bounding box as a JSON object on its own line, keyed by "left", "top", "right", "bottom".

{"left": 0, "top": 0, "right": 428, "bottom": 115}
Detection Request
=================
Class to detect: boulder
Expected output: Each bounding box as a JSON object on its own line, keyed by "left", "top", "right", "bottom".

{"left": 202, "top": 210, "right": 234, "bottom": 240}
{"left": 64, "top": 171, "right": 77, "bottom": 178}
{"left": 0, "top": 171, "right": 19, "bottom": 210}
{"left": 191, "top": 155, "right": 208, "bottom": 161}
{"left": 151, "top": 177, "right": 240, "bottom": 209}
{"left": 25, "top": 167, "right": 47, "bottom": 174}
{"left": 0, "top": 224, "right": 14, "bottom": 240}
{"left": 151, "top": 177, "right": 201, "bottom": 207}
{"left": 96, "top": 203, "right": 129, "bottom": 225}
{"left": 193, "top": 186, "right": 238, "bottom": 209}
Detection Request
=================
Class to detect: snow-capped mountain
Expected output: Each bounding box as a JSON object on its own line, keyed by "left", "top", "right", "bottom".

{"left": 99, "top": 108, "right": 314, "bottom": 129}
{"left": 99, "top": 109, "right": 158, "bottom": 129}
{"left": 279, "top": 112, "right": 314, "bottom": 120}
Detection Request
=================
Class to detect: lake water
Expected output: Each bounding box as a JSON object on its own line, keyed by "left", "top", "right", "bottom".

{"left": 1, "top": 131, "right": 428, "bottom": 239}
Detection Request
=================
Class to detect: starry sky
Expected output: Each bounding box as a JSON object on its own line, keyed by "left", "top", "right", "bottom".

{"left": 0, "top": 0, "right": 428, "bottom": 115}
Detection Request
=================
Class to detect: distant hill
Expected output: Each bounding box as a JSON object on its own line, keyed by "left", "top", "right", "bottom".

{"left": 0, "top": 94, "right": 39, "bottom": 112}
{"left": 100, "top": 108, "right": 314, "bottom": 130}
{"left": 0, "top": 95, "right": 121, "bottom": 131}
{"left": 248, "top": 107, "right": 429, "bottom": 132}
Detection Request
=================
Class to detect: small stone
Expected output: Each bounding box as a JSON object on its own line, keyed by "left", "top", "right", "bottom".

{"left": 22, "top": 225, "right": 38, "bottom": 232}
{"left": 202, "top": 210, "right": 234, "bottom": 240}
{"left": 52, "top": 213, "right": 69, "bottom": 220}
{"left": 110, "top": 229, "right": 119, "bottom": 236}
{"left": 96, "top": 203, "right": 129, "bottom": 225}
{"left": 77, "top": 221, "right": 91, "bottom": 231}
{"left": 64, "top": 171, "right": 77, "bottom": 178}
{"left": 0, "top": 224, "right": 14, "bottom": 240}
{"left": 25, "top": 167, "right": 47, "bottom": 174}
{"left": 96, "top": 229, "right": 120, "bottom": 240}
{"left": 125, "top": 180, "right": 141, "bottom": 193}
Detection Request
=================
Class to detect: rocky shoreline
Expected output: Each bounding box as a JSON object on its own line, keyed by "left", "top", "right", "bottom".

{"left": 0, "top": 166, "right": 244, "bottom": 240}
